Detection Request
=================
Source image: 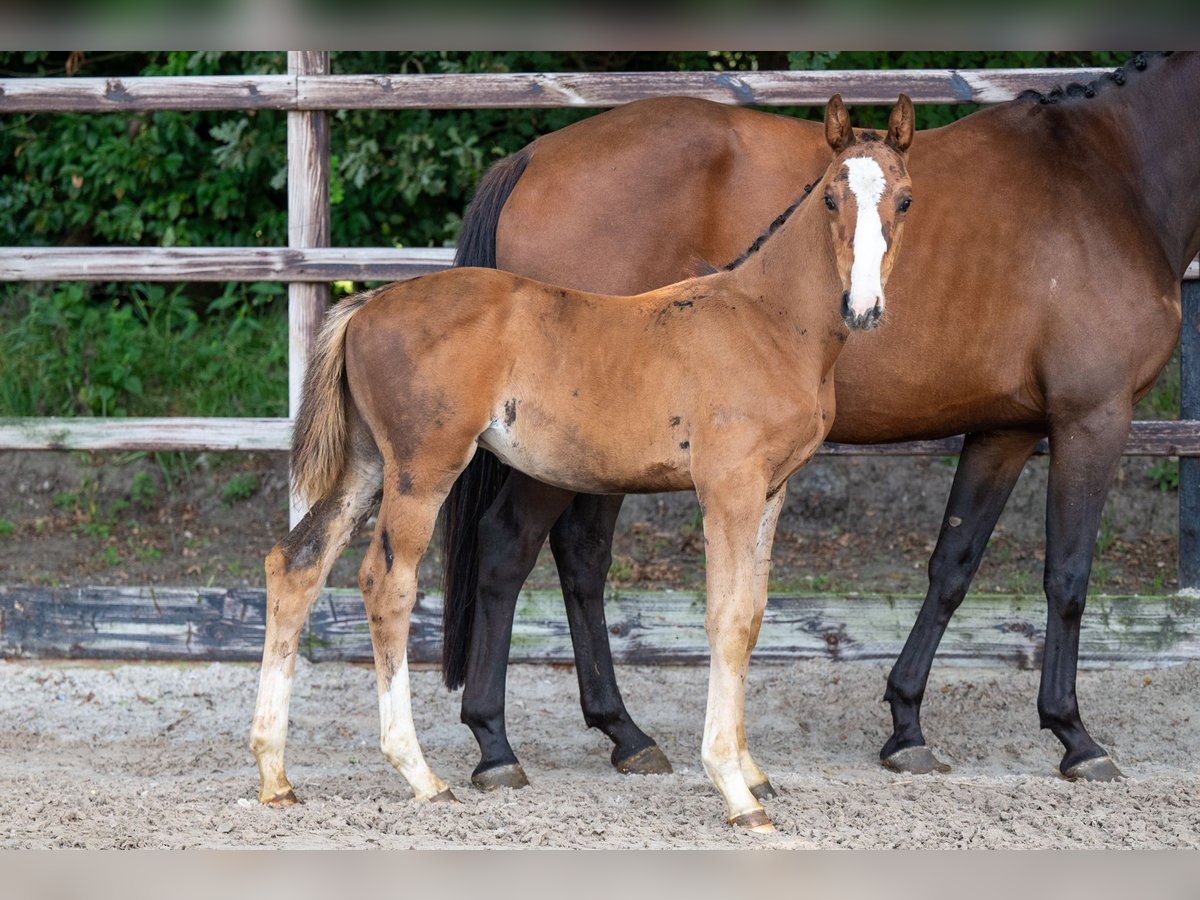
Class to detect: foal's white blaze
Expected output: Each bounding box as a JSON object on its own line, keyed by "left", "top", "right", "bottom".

{"left": 844, "top": 156, "right": 888, "bottom": 318}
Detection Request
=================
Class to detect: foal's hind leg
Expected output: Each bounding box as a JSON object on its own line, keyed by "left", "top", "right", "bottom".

{"left": 881, "top": 430, "right": 1039, "bottom": 775}
{"left": 550, "top": 493, "right": 672, "bottom": 776}
{"left": 250, "top": 455, "right": 381, "bottom": 805}
{"left": 359, "top": 481, "right": 457, "bottom": 801}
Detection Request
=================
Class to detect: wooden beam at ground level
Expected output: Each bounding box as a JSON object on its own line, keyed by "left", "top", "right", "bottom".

{"left": 2, "top": 587, "right": 1198, "bottom": 666}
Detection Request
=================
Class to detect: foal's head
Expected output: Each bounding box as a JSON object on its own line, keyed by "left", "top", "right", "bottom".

{"left": 821, "top": 94, "right": 914, "bottom": 330}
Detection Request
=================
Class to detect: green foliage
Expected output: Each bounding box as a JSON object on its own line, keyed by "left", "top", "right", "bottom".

{"left": 0, "top": 51, "right": 1132, "bottom": 419}
{"left": 1147, "top": 460, "right": 1180, "bottom": 493}
{"left": 221, "top": 472, "right": 260, "bottom": 505}
{"left": 129, "top": 470, "right": 157, "bottom": 509}
{"left": 0, "top": 519, "right": 15, "bottom": 537}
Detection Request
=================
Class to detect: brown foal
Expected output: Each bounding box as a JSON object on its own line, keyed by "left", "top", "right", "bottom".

{"left": 250, "top": 95, "right": 915, "bottom": 831}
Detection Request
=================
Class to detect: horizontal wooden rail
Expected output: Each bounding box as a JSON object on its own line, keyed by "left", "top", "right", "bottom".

{"left": 0, "top": 246, "right": 455, "bottom": 282}
{"left": 1, "top": 248, "right": 1195, "bottom": 283}
{"left": 0, "top": 417, "right": 290, "bottom": 452}
{"left": 0, "top": 68, "right": 1112, "bottom": 114}
{"left": 3, "top": 417, "right": 1198, "bottom": 456}
{"left": 3, "top": 586, "right": 1198, "bottom": 665}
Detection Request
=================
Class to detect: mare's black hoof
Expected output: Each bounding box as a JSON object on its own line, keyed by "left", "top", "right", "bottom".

{"left": 1063, "top": 755, "right": 1124, "bottom": 782}
{"left": 471, "top": 762, "right": 530, "bottom": 791}
{"left": 749, "top": 779, "right": 778, "bottom": 801}
{"left": 881, "top": 745, "right": 951, "bottom": 775}
{"left": 613, "top": 744, "right": 673, "bottom": 776}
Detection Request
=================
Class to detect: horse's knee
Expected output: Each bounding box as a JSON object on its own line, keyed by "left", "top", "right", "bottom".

{"left": 926, "top": 544, "right": 973, "bottom": 616}
{"left": 1044, "top": 565, "right": 1088, "bottom": 620}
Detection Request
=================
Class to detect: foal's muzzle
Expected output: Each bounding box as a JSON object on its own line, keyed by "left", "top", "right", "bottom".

{"left": 841, "top": 291, "right": 884, "bottom": 331}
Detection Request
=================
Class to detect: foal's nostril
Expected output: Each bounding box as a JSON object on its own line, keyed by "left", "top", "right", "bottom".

{"left": 841, "top": 291, "right": 851, "bottom": 319}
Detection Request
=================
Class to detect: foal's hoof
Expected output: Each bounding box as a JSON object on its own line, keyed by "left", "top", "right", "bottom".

{"left": 881, "top": 745, "right": 951, "bottom": 775}
{"left": 730, "top": 809, "right": 775, "bottom": 834}
{"left": 749, "top": 779, "right": 778, "bottom": 801}
{"left": 261, "top": 788, "right": 301, "bottom": 807}
{"left": 428, "top": 788, "right": 460, "bottom": 803}
{"left": 613, "top": 744, "right": 673, "bottom": 776}
{"left": 1063, "top": 755, "right": 1124, "bottom": 782}
{"left": 471, "top": 762, "right": 530, "bottom": 791}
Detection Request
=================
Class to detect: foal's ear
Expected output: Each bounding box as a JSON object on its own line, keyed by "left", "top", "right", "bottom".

{"left": 886, "top": 94, "right": 915, "bottom": 154}
{"left": 824, "top": 94, "right": 854, "bottom": 154}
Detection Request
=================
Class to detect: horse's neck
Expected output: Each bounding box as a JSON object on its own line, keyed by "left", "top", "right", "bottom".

{"left": 1097, "top": 53, "right": 1200, "bottom": 276}
{"left": 724, "top": 192, "right": 839, "bottom": 328}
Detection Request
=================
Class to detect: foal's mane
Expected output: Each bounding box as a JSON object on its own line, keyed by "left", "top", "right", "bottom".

{"left": 689, "top": 183, "right": 815, "bottom": 276}
{"left": 1016, "top": 51, "right": 1173, "bottom": 105}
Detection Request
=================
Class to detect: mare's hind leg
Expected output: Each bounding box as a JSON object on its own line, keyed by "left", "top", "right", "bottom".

{"left": 550, "top": 493, "right": 672, "bottom": 776}
{"left": 880, "top": 430, "right": 1039, "bottom": 775}
{"left": 1039, "top": 404, "right": 1130, "bottom": 781}
{"left": 736, "top": 485, "right": 786, "bottom": 801}
{"left": 461, "top": 473, "right": 574, "bottom": 790}
{"left": 250, "top": 454, "right": 381, "bottom": 805}
{"left": 359, "top": 480, "right": 458, "bottom": 801}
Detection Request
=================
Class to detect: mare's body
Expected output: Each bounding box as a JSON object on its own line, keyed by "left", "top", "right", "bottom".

{"left": 443, "top": 52, "right": 1199, "bottom": 783}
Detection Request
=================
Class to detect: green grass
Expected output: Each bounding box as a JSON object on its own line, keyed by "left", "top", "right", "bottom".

{"left": 0, "top": 282, "right": 287, "bottom": 419}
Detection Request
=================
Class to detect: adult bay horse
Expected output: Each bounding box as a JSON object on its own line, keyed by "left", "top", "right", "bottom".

{"left": 443, "top": 51, "right": 1199, "bottom": 786}
{"left": 250, "top": 97, "right": 917, "bottom": 831}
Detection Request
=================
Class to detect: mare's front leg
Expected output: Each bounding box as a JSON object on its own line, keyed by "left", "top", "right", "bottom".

{"left": 461, "top": 472, "right": 575, "bottom": 790}
{"left": 1038, "top": 403, "right": 1130, "bottom": 781}
{"left": 881, "top": 430, "right": 1040, "bottom": 774}
{"left": 359, "top": 482, "right": 458, "bottom": 802}
{"left": 549, "top": 492, "right": 672, "bottom": 775}
{"left": 250, "top": 455, "right": 381, "bottom": 805}
{"left": 695, "top": 464, "right": 778, "bottom": 833}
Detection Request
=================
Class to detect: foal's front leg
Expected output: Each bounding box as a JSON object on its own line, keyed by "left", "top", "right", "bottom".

{"left": 696, "top": 466, "right": 778, "bottom": 832}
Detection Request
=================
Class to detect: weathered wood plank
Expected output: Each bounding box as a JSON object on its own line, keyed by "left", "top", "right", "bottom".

{"left": 1, "top": 247, "right": 1192, "bottom": 285}
{"left": 287, "top": 51, "right": 331, "bottom": 527}
{"left": 298, "top": 69, "right": 1112, "bottom": 109}
{"left": 0, "top": 69, "right": 1112, "bottom": 114}
{"left": 0, "top": 417, "right": 290, "bottom": 451}
{"left": 0, "top": 586, "right": 266, "bottom": 661}
{"left": 2, "top": 417, "right": 1198, "bottom": 456}
{"left": 0, "top": 246, "right": 454, "bottom": 282}
{"left": 0, "top": 75, "right": 297, "bottom": 112}
{"left": 4, "top": 587, "right": 1200, "bottom": 667}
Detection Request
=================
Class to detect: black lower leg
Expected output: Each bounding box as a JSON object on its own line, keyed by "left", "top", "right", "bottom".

{"left": 882, "top": 430, "right": 1039, "bottom": 762}
{"left": 550, "top": 494, "right": 664, "bottom": 769}
{"left": 460, "top": 474, "right": 574, "bottom": 778}
{"left": 1037, "top": 408, "right": 1130, "bottom": 774}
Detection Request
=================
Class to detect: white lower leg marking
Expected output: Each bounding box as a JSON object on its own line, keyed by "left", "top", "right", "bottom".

{"left": 379, "top": 653, "right": 447, "bottom": 801}
{"left": 844, "top": 156, "right": 887, "bottom": 317}
{"left": 251, "top": 657, "right": 296, "bottom": 797}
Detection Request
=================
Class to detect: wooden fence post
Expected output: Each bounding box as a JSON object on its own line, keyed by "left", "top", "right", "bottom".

{"left": 287, "top": 51, "right": 331, "bottom": 527}
{"left": 1181, "top": 279, "right": 1200, "bottom": 589}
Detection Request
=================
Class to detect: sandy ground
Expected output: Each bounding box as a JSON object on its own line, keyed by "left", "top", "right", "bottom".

{"left": 2, "top": 657, "right": 1199, "bottom": 848}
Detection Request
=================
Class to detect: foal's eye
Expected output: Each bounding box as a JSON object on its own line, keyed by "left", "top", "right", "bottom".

{"left": 898, "top": 196, "right": 912, "bottom": 213}
{"left": 824, "top": 196, "right": 837, "bottom": 211}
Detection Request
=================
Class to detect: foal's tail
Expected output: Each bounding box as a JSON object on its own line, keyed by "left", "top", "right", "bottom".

{"left": 290, "top": 291, "right": 377, "bottom": 508}
{"left": 441, "top": 147, "right": 531, "bottom": 690}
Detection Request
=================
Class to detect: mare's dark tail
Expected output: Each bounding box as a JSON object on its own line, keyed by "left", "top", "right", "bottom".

{"left": 441, "top": 147, "right": 531, "bottom": 690}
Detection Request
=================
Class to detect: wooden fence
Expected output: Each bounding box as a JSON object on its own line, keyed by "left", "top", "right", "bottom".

{"left": 2, "top": 52, "right": 1198, "bottom": 609}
